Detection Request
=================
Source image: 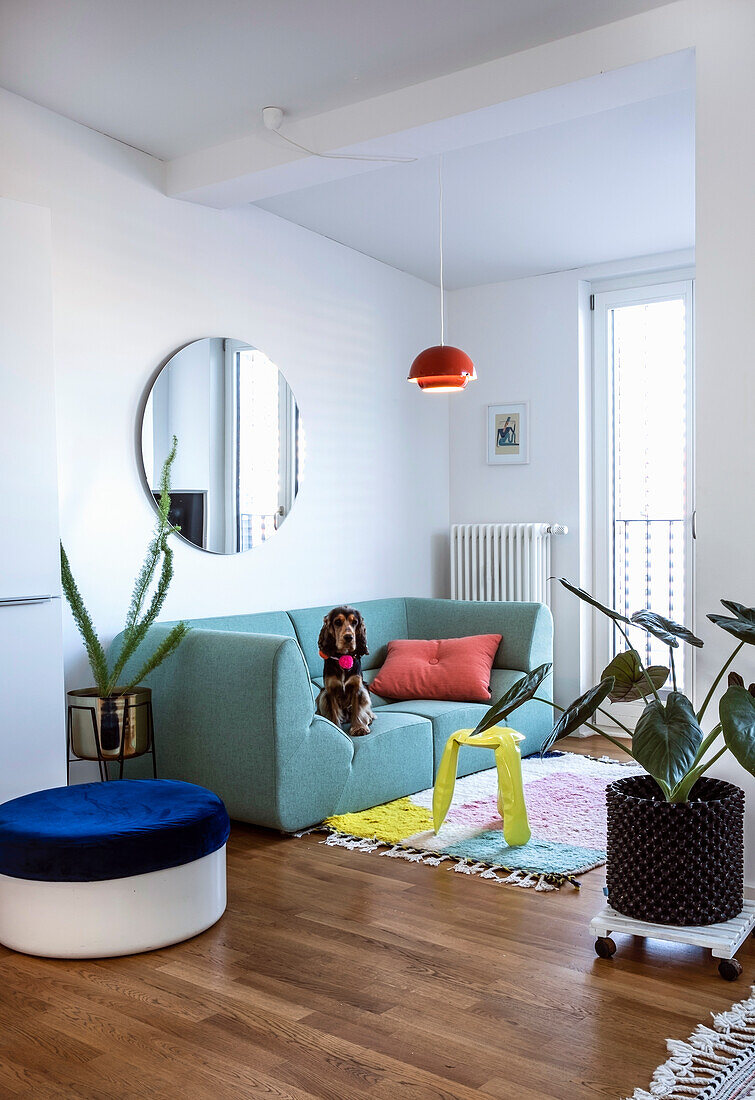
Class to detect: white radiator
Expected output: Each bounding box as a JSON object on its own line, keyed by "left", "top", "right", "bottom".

{"left": 450, "top": 523, "right": 568, "bottom": 605}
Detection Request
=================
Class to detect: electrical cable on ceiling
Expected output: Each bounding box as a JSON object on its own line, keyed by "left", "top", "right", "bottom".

{"left": 261, "top": 106, "right": 417, "bottom": 164}
{"left": 438, "top": 153, "right": 445, "bottom": 345}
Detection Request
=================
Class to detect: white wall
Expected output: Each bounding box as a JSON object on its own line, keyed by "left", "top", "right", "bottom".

{"left": 0, "top": 87, "right": 449, "bottom": 688}
{"left": 692, "top": 0, "right": 755, "bottom": 882}
{"left": 447, "top": 272, "right": 584, "bottom": 702}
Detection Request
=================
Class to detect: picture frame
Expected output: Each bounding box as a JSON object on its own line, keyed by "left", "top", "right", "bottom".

{"left": 487, "top": 402, "right": 529, "bottom": 465}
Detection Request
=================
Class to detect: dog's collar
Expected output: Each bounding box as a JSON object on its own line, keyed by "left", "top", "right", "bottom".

{"left": 319, "top": 650, "right": 357, "bottom": 669}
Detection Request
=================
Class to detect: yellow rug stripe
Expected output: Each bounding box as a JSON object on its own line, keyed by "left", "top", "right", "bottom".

{"left": 324, "top": 797, "right": 433, "bottom": 845}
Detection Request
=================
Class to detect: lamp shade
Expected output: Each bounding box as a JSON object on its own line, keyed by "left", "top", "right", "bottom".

{"left": 407, "top": 345, "right": 476, "bottom": 392}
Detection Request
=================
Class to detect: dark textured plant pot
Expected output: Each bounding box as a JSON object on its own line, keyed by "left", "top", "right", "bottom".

{"left": 606, "top": 775, "right": 744, "bottom": 926}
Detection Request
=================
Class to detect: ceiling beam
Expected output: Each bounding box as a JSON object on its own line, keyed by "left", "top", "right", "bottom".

{"left": 165, "top": 2, "right": 694, "bottom": 208}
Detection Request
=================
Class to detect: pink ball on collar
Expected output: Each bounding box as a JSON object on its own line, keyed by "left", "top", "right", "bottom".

{"left": 338, "top": 655, "right": 354, "bottom": 670}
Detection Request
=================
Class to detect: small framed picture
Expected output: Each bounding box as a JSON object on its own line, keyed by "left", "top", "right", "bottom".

{"left": 487, "top": 402, "right": 529, "bottom": 465}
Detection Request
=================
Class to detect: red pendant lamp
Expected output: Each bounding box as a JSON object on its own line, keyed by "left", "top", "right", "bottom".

{"left": 408, "top": 155, "right": 476, "bottom": 393}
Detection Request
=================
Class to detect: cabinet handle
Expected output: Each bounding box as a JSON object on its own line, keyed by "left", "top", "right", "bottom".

{"left": 0, "top": 595, "right": 54, "bottom": 607}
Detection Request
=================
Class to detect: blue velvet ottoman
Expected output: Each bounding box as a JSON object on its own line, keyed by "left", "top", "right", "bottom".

{"left": 0, "top": 779, "right": 230, "bottom": 958}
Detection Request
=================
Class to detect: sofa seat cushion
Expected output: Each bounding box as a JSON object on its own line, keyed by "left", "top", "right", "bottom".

{"left": 331, "top": 711, "right": 433, "bottom": 815}
{"left": 377, "top": 668, "right": 546, "bottom": 779}
{"left": 376, "top": 700, "right": 496, "bottom": 779}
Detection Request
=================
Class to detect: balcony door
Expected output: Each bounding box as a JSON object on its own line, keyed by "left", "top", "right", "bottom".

{"left": 593, "top": 277, "right": 695, "bottom": 707}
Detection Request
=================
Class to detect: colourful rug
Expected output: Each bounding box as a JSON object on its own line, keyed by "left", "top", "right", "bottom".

{"left": 311, "top": 751, "right": 642, "bottom": 891}
{"left": 627, "top": 986, "right": 755, "bottom": 1099}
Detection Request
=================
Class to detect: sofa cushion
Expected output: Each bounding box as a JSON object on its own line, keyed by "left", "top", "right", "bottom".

{"left": 288, "top": 598, "right": 409, "bottom": 676}
{"left": 331, "top": 710, "right": 433, "bottom": 815}
{"left": 370, "top": 634, "right": 502, "bottom": 703}
{"left": 377, "top": 700, "right": 497, "bottom": 779}
{"left": 378, "top": 668, "right": 549, "bottom": 779}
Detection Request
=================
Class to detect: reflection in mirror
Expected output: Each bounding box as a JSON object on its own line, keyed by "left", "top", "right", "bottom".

{"left": 141, "top": 338, "right": 304, "bottom": 554}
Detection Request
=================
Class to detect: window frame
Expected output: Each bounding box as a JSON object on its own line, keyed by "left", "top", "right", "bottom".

{"left": 591, "top": 274, "right": 696, "bottom": 722}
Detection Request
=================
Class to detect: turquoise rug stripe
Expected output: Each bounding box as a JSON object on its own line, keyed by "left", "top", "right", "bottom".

{"left": 443, "top": 831, "right": 605, "bottom": 876}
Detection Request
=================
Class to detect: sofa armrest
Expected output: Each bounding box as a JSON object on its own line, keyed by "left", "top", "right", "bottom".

{"left": 404, "top": 597, "right": 553, "bottom": 673}
{"left": 109, "top": 626, "right": 354, "bottom": 830}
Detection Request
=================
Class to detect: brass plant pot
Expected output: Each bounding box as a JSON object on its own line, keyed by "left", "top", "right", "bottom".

{"left": 67, "top": 687, "right": 152, "bottom": 761}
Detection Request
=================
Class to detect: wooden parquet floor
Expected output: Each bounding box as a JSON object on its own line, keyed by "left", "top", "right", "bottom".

{"left": 0, "top": 737, "right": 751, "bottom": 1099}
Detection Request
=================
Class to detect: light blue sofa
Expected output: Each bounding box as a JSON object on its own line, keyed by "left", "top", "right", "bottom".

{"left": 112, "top": 598, "right": 553, "bottom": 832}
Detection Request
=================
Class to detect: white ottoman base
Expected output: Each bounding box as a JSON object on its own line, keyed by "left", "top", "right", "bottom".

{"left": 0, "top": 846, "right": 226, "bottom": 958}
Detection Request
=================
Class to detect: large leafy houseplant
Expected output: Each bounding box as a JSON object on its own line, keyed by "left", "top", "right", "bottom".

{"left": 542, "top": 579, "right": 755, "bottom": 803}
{"left": 464, "top": 595, "right": 749, "bottom": 930}
{"left": 61, "top": 436, "right": 189, "bottom": 701}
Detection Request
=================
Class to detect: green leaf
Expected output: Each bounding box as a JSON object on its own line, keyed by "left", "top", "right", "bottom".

{"left": 541, "top": 678, "right": 615, "bottom": 753}
{"left": 728, "top": 671, "right": 755, "bottom": 697}
{"left": 720, "top": 600, "right": 755, "bottom": 624}
{"left": 122, "top": 622, "right": 190, "bottom": 693}
{"left": 632, "top": 692, "right": 703, "bottom": 791}
{"left": 601, "top": 650, "right": 669, "bottom": 702}
{"left": 708, "top": 614, "right": 755, "bottom": 645}
{"left": 106, "top": 437, "right": 186, "bottom": 692}
{"left": 60, "top": 542, "right": 110, "bottom": 696}
{"left": 474, "top": 662, "right": 552, "bottom": 735}
{"left": 558, "top": 579, "right": 630, "bottom": 623}
{"left": 720, "top": 684, "right": 755, "bottom": 776}
{"left": 630, "top": 609, "right": 703, "bottom": 649}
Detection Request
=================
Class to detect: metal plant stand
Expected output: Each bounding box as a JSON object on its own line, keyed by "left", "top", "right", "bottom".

{"left": 590, "top": 900, "right": 755, "bottom": 980}
{"left": 66, "top": 696, "right": 157, "bottom": 783}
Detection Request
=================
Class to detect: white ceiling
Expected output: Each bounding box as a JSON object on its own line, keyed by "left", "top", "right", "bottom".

{"left": 256, "top": 89, "right": 695, "bottom": 289}
{"left": 0, "top": 0, "right": 678, "bottom": 160}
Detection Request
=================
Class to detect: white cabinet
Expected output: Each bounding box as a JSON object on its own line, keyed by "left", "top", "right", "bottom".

{"left": 0, "top": 600, "right": 65, "bottom": 801}
{"left": 0, "top": 197, "right": 66, "bottom": 797}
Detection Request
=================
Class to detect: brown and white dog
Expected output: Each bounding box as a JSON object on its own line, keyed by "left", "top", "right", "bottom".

{"left": 316, "top": 606, "right": 375, "bottom": 736}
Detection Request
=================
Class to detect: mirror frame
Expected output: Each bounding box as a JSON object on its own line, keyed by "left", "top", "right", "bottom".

{"left": 137, "top": 337, "right": 303, "bottom": 555}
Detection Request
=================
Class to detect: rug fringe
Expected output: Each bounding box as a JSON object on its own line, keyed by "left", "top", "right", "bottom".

{"left": 626, "top": 985, "right": 755, "bottom": 1099}
{"left": 319, "top": 832, "right": 567, "bottom": 890}
{"left": 578, "top": 750, "right": 638, "bottom": 767}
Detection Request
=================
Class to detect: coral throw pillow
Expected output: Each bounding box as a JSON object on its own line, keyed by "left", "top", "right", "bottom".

{"left": 370, "top": 634, "right": 502, "bottom": 704}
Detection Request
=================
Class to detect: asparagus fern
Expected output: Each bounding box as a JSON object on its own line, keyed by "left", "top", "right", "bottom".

{"left": 60, "top": 543, "right": 110, "bottom": 696}
{"left": 61, "top": 436, "right": 189, "bottom": 697}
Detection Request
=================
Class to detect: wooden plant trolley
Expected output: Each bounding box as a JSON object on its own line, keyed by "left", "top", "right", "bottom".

{"left": 590, "top": 900, "right": 755, "bottom": 981}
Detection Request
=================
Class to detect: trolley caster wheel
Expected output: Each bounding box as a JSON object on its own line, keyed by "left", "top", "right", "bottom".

{"left": 718, "top": 958, "right": 743, "bottom": 982}
{"left": 595, "top": 936, "right": 616, "bottom": 959}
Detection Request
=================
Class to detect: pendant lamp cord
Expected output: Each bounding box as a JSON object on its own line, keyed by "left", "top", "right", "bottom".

{"left": 438, "top": 154, "right": 445, "bottom": 346}
{"left": 268, "top": 125, "right": 416, "bottom": 165}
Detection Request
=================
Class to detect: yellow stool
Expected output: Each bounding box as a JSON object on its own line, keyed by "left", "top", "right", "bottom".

{"left": 432, "top": 727, "right": 531, "bottom": 847}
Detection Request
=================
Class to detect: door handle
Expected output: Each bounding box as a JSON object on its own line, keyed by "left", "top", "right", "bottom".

{"left": 692, "top": 510, "right": 697, "bottom": 540}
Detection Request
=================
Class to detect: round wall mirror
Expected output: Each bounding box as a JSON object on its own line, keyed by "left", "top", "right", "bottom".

{"left": 140, "top": 337, "right": 304, "bottom": 554}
